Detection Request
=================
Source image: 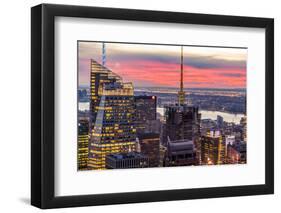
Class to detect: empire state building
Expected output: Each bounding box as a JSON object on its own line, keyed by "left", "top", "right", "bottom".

{"left": 163, "top": 46, "right": 201, "bottom": 144}
{"left": 178, "top": 46, "right": 186, "bottom": 105}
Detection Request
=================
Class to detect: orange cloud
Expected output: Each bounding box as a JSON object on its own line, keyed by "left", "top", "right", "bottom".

{"left": 103, "top": 60, "right": 246, "bottom": 88}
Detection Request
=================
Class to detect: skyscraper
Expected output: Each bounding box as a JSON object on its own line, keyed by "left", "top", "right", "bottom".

{"left": 134, "top": 95, "right": 157, "bottom": 134}
{"left": 240, "top": 116, "right": 247, "bottom": 142}
{"left": 88, "top": 60, "right": 137, "bottom": 170}
{"left": 241, "top": 97, "right": 247, "bottom": 142}
{"left": 227, "top": 141, "right": 246, "bottom": 164}
{"left": 201, "top": 130, "right": 226, "bottom": 165}
{"left": 164, "top": 105, "right": 201, "bottom": 142}
{"left": 217, "top": 115, "right": 224, "bottom": 129}
{"left": 163, "top": 46, "right": 201, "bottom": 158}
{"left": 78, "top": 119, "right": 89, "bottom": 170}
{"left": 137, "top": 133, "right": 160, "bottom": 167}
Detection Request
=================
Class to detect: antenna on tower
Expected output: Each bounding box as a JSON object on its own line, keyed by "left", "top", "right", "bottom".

{"left": 102, "top": 43, "right": 106, "bottom": 66}
{"left": 180, "top": 46, "right": 184, "bottom": 92}
{"left": 178, "top": 46, "right": 186, "bottom": 105}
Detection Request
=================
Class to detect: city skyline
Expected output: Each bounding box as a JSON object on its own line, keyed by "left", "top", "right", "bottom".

{"left": 79, "top": 41, "right": 247, "bottom": 89}
{"left": 77, "top": 41, "right": 247, "bottom": 171}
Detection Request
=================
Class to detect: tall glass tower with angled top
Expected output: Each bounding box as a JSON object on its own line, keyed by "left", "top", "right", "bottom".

{"left": 88, "top": 59, "right": 136, "bottom": 169}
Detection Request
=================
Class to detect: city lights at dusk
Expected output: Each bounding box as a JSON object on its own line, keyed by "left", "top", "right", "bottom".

{"left": 78, "top": 41, "right": 247, "bottom": 171}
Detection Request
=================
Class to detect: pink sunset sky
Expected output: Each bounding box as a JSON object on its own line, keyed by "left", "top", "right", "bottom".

{"left": 78, "top": 42, "right": 247, "bottom": 89}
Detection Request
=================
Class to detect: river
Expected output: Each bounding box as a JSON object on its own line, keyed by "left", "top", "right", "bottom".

{"left": 156, "top": 107, "right": 244, "bottom": 124}
{"left": 79, "top": 102, "right": 244, "bottom": 124}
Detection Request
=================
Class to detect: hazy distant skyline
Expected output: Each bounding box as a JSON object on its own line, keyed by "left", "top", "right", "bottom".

{"left": 78, "top": 42, "right": 247, "bottom": 89}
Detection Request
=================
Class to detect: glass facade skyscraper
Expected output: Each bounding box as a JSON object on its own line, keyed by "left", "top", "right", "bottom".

{"left": 164, "top": 105, "right": 201, "bottom": 142}
{"left": 88, "top": 60, "right": 136, "bottom": 169}
{"left": 78, "top": 119, "right": 89, "bottom": 170}
{"left": 134, "top": 96, "right": 157, "bottom": 134}
{"left": 138, "top": 133, "right": 160, "bottom": 167}
{"left": 201, "top": 130, "right": 226, "bottom": 165}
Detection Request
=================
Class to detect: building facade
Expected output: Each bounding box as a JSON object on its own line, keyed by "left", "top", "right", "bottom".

{"left": 105, "top": 152, "right": 149, "bottom": 169}
{"left": 217, "top": 115, "right": 224, "bottom": 129}
{"left": 88, "top": 60, "right": 136, "bottom": 169}
{"left": 164, "top": 105, "right": 201, "bottom": 143}
{"left": 159, "top": 144, "right": 167, "bottom": 167}
{"left": 201, "top": 130, "right": 226, "bottom": 165}
{"left": 227, "top": 141, "right": 247, "bottom": 164}
{"left": 78, "top": 119, "right": 89, "bottom": 170}
{"left": 165, "top": 139, "right": 197, "bottom": 166}
{"left": 134, "top": 95, "right": 157, "bottom": 134}
{"left": 240, "top": 116, "right": 247, "bottom": 142}
{"left": 138, "top": 133, "right": 160, "bottom": 167}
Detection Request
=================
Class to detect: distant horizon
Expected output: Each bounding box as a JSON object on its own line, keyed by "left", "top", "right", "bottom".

{"left": 79, "top": 84, "right": 246, "bottom": 90}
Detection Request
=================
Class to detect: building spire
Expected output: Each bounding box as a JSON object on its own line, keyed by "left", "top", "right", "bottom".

{"left": 102, "top": 43, "right": 106, "bottom": 66}
{"left": 178, "top": 46, "right": 186, "bottom": 105}
{"left": 180, "top": 46, "right": 184, "bottom": 92}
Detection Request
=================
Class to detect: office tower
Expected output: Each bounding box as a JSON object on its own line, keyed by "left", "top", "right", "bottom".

{"left": 201, "top": 130, "right": 226, "bottom": 165}
{"left": 88, "top": 59, "right": 136, "bottom": 170}
{"left": 105, "top": 152, "right": 149, "bottom": 169}
{"left": 165, "top": 139, "right": 197, "bottom": 166}
{"left": 89, "top": 59, "right": 122, "bottom": 123}
{"left": 78, "top": 119, "right": 89, "bottom": 170}
{"left": 135, "top": 96, "right": 156, "bottom": 120}
{"left": 217, "top": 115, "right": 224, "bottom": 129}
{"left": 145, "top": 119, "right": 162, "bottom": 134}
{"left": 240, "top": 116, "right": 247, "bottom": 142}
{"left": 227, "top": 141, "right": 247, "bottom": 164}
{"left": 134, "top": 95, "right": 157, "bottom": 134}
{"left": 240, "top": 97, "right": 247, "bottom": 142}
{"left": 177, "top": 46, "right": 185, "bottom": 105}
{"left": 164, "top": 105, "right": 201, "bottom": 142}
{"left": 138, "top": 133, "right": 160, "bottom": 167}
{"left": 163, "top": 46, "right": 201, "bottom": 142}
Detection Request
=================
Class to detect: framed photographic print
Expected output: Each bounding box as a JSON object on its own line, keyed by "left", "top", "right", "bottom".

{"left": 31, "top": 3, "right": 274, "bottom": 209}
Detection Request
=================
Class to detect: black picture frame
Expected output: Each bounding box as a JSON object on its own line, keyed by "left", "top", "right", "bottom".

{"left": 31, "top": 3, "right": 274, "bottom": 209}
